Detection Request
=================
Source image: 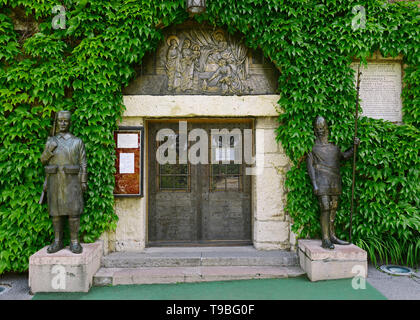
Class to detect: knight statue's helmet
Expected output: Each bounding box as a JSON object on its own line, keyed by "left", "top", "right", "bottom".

{"left": 313, "top": 116, "right": 328, "bottom": 130}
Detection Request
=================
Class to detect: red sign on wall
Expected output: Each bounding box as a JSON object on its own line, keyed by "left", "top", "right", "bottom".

{"left": 114, "top": 127, "right": 144, "bottom": 197}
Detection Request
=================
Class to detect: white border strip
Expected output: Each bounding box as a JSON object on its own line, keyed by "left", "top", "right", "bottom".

{"left": 123, "top": 95, "right": 281, "bottom": 118}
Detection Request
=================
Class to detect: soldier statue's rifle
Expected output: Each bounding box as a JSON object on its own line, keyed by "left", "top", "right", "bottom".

{"left": 349, "top": 64, "right": 362, "bottom": 243}
{"left": 39, "top": 112, "right": 57, "bottom": 205}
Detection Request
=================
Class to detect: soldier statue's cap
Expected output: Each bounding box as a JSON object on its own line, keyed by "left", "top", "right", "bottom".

{"left": 57, "top": 110, "right": 72, "bottom": 119}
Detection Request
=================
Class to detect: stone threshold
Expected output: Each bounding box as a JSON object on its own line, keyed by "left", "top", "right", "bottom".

{"left": 101, "top": 246, "right": 299, "bottom": 268}
{"left": 93, "top": 266, "right": 305, "bottom": 286}
{"left": 94, "top": 246, "right": 304, "bottom": 286}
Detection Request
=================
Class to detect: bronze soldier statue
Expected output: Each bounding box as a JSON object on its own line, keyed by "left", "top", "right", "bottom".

{"left": 307, "top": 116, "right": 360, "bottom": 249}
{"left": 41, "top": 110, "right": 87, "bottom": 254}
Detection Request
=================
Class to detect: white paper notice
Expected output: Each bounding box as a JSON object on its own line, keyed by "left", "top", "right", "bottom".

{"left": 117, "top": 134, "right": 138, "bottom": 148}
{"left": 119, "top": 153, "right": 135, "bottom": 174}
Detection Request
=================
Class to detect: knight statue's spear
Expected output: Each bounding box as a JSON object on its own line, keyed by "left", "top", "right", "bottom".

{"left": 349, "top": 64, "right": 362, "bottom": 243}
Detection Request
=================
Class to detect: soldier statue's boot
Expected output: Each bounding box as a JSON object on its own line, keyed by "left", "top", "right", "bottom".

{"left": 321, "top": 238, "right": 334, "bottom": 250}
{"left": 320, "top": 210, "right": 334, "bottom": 249}
{"left": 47, "top": 217, "right": 64, "bottom": 254}
{"left": 329, "top": 210, "right": 350, "bottom": 245}
{"left": 69, "top": 241, "right": 83, "bottom": 254}
{"left": 69, "top": 217, "right": 83, "bottom": 254}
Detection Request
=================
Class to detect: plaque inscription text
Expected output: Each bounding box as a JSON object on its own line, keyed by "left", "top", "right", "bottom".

{"left": 352, "top": 62, "right": 403, "bottom": 122}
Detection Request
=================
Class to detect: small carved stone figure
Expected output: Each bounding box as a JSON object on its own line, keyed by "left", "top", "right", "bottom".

{"left": 41, "top": 110, "right": 87, "bottom": 254}
{"left": 166, "top": 37, "right": 180, "bottom": 91}
{"left": 208, "top": 59, "right": 234, "bottom": 94}
{"left": 180, "top": 38, "right": 197, "bottom": 92}
{"left": 306, "top": 116, "right": 360, "bottom": 249}
{"left": 192, "top": 44, "right": 201, "bottom": 90}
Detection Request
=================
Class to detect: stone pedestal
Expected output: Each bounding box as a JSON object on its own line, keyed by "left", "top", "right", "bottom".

{"left": 298, "top": 239, "right": 367, "bottom": 282}
{"left": 29, "top": 241, "right": 103, "bottom": 293}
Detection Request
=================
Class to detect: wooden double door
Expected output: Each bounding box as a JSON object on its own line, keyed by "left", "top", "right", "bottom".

{"left": 148, "top": 120, "right": 252, "bottom": 246}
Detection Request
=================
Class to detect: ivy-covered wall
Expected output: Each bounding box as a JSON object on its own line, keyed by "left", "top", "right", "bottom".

{"left": 0, "top": 0, "right": 418, "bottom": 273}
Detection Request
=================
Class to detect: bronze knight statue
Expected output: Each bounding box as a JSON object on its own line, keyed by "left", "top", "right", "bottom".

{"left": 40, "top": 110, "right": 87, "bottom": 254}
{"left": 307, "top": 116, "right": 360, "bottom": 249}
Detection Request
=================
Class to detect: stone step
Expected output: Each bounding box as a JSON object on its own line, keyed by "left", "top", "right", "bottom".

{"left": 93, "top": 265, "right": 305, "bottom": 286}
{"left": 101, "top": 246, "right": 299, "bottom": 268}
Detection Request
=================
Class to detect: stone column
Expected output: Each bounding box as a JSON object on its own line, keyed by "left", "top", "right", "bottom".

{"left": 111, "top": 197, "right": 146, "bottom": 251}
{"left": 253, "top": 117, "right": 291, "bottom": 250}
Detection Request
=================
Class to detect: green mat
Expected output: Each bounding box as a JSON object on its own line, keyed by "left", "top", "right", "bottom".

{"left": 33, "top": 276, "right": 386, "bottom": 300}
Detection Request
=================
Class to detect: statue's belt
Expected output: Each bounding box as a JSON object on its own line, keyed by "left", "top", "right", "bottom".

{"left": 314, "top": 164, "right": 340, "bottom": 177}
{"left": 45, "top": 165, "right": 80, "bottom": 174}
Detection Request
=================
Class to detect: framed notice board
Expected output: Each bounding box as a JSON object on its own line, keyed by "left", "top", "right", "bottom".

{"left": 114, "top": 126, "right": 144, "bottom": 197}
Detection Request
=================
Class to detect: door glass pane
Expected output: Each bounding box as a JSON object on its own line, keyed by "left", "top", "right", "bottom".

{"left": 210, "top": 164, "right": 241, "bottom": 192}
{"left": 226, "top": 176, "right": 239, "bottom": 190}
{"left": 157, "top": 133, "right": 189, "bottom": 191}
{"left": 160, "top": 175, "right": 189, "bottom": 190}
{"left": 160, "top": 164, "right": 188, "bottom": 175}
{"left": 160, "top": 176, "right": 172, "bottom": 189}
{"left": 211, "top": 175, "right": 225, "bottom": 190}
{"left": 227, "top": 164, "right": 240, "bottom": 174}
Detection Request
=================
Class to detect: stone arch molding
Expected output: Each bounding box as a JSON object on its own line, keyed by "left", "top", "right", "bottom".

{"left": 123, "top": 21, "right": 279, "bottom": 96}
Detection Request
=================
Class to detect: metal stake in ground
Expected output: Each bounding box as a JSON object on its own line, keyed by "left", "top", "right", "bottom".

{"left": 350, "top": 64, "right": 362, "bottom": 243}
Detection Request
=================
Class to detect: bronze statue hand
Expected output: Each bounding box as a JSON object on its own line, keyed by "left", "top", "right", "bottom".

{"left": 82, "top": 183, "right": 87, "bottom": 193}
{"left": 354, "top": 137, "right": 360, "bottom": 146}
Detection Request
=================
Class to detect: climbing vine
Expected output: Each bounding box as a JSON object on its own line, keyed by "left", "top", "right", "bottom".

{"left": 0, "top": 0, "right": 418, "bottom": 272}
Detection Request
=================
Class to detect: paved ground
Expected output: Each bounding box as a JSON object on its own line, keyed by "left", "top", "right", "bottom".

{"left": 32, "top": 277, "right": 386, "bottom": 300}
{"left": 366, "top": 264, "right": 420, "bottom": 300}
{"left": 0, "top": 272, "right": 32, "bottom": 300}
{"left": 0, "top": 263, "right": 418, "bottom": 300}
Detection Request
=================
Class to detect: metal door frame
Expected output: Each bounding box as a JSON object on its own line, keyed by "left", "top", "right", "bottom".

{"left": 146, "top": 118, "right": 255, "bottom": 247}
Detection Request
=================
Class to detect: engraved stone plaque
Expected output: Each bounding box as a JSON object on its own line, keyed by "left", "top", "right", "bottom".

{"left": 351, "top": 62, "right": 403, "bottom": 122}
{"left": 124, "top": 22, "right": 279, "bottom": 95}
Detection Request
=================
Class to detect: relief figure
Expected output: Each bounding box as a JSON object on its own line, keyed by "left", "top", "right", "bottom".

{"left": 166, "top": 36, "right": 181, "bottom": 91}
{"left": 179, "top": 39, "right": 201, "bottom": 92}
{"left": 208, "top": 59, "right": 236, "bottom": 94}
{"left": 207, "top": 58, "right": 247, "bottom": 95}
{"left": 192, "top": 44, "right": 201, "bottom": 90}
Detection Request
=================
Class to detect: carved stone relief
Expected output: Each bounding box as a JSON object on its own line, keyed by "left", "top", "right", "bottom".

{"left": 123, "top": 22, "right": 279, "bottom": 95}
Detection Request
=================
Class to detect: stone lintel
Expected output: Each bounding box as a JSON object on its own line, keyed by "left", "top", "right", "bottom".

{"left": 123, "top": 95, "right": 281, "bottom": 118}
